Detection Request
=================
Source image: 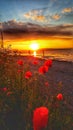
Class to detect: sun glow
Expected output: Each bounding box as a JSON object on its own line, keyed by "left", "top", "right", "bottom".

{"left": 33, "top": 51, "right": 36, "bottom": 57}
{"left": 30, "top": 42, "right": 39, "bottom": 50}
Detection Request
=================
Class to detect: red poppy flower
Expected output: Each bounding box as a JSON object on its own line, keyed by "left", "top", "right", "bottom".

{"left": 25, "top": 71, "right": 32, "bottom": 79}
{"left": 33, "top": 107, "right": 49, "bottom": 130}
{"left": 3, "top": 87, "right": 7, "bottom": 91}
{"left": 45, "top": 82, "right": 49, "bottom": 87}
{"left": 7, "top": 91, "right": 12, "bottom": 96}
{"left": 57, "top": 93, "right": 63, "bottom": 100}
{"left": 33, "top": 60, "right": 38, "bottom": 65}
{"left": 44, "top": 59, "right": 52, "bottom": 67}
{"left": 39, "top": 65, "right": 48, "bottom": 74}
{"left": 17, "top": 69, "right": 22, "bottom": 73}
{"left": 17, "top": 60, "right": 23, "bottom": 65}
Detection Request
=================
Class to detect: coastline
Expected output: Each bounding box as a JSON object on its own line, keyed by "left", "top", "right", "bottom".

{"left": 45, "top": 59, "right": 73, "bottom": 110}
{"left": 0, "top": 55, "right": 73, "bottom": 129}
{"left": 21, "top": 55, "right": 73, "bottom": 97}
{"left": 24, "top": 56, "right": 73, "bottom": 109}
{"left": 2, "top": 54, "right": 73, "bottom": 109}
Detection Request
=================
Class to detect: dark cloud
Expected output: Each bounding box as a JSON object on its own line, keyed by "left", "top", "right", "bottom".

{"left": 0, "top": 20, "right": 73, "bottom": 39}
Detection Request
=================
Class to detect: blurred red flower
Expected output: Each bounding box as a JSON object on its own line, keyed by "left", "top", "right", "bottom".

{"left": 3, "top": 87, "right": 7, "bottom": 91}
{"left": 45, "top": 82, "right": 49, "bottom": 87}
{"left": 33, "top": 106, "right": 49, "bottom": 130}
{"left": 7, "top": 91, "right": 12, "bottom": 96}
{"left": 17, "top": 69, "right": 22, "bottom": 73}
{"left": 39, "top": 65, "right": 48, "bottom": 74}
{"left": 44, "top": 59, "right": 52, "bottom": 67}
{"left": 57, "top": 93, "right": 63, "bottom": 100}
{"left": 25, "top": 71, "right": 32, "bottom": 79}
{"left": 33, "top": 60, "right": 38, "bottom": 65}
{"left": 17, "top": 60, "right": 23, "bottom": 65}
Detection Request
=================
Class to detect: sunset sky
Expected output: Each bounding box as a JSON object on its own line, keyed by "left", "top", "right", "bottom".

{"left": 0, "top": 0, "right": 73, "bottom": 50}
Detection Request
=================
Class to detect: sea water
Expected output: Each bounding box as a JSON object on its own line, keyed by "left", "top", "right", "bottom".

{"left": 40, "top": 49, "right": 73, "bottom": 62}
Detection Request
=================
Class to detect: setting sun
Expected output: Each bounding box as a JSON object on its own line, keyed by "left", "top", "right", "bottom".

{"left": 30, "top": 42, "right": 39, "bottom": 50}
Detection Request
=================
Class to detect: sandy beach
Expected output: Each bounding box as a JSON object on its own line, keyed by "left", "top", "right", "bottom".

{"left": 46, "top": 60, "right": 73, "bottom": 107}
{"left": 38, "top": 60, "right": 73, "bottom": 111}
{"left": 20, "top": 56, "right": 73, "bottom": 100}
{"left": 15, "top": 56, "right": 73, "bottom": 109}
{"left": 0, "top": 55, "right": 73, "bottom": 130}
{"left": 25, "top": 56, "right": 73, "bottom": 110}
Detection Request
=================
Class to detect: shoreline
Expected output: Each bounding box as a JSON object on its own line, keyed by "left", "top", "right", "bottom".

{"left": 45, "top": 59, "right": 73, "bottom": 109}
{"left": 23, "top": 55, "right": 73, "bottom": 109}
{"left": 15, "top": 55, "right": 73, "bottom": 63}
{"left": 1, "top": 54, "right": 73, "bottom": 108}
{"left": 0, "top": 54, "right": 73, "bottom": 129}
{"left": 36, "top": 56, "right": 73, "bottom": 63}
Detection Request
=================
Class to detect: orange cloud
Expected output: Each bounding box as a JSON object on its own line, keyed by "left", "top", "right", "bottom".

{"left": 24, "top": 13, "right": 31, "bottom": 19}
{"left": 24, "top": 9, "right": 46, "bottom": 22}
{"left": 52, "top": 14, "right": 61, "bottom": 20}
{"left": 62, "top": 7, "right": 73, "bottom": 13}
{"left": 24, "top": 10, "right": 39, "bottom": 19}
{"left": 24, "top": 13, "right": 46, "bottom": 22}
{"left": 0, "top": 23, "right": 2, "bottom": 29}
{"left": 33, "top": 15, "right": 45, "bottom": 22}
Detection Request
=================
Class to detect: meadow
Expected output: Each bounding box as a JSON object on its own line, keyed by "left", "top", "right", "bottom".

{"left": 0, "top": 50, "right": 73, "bottom": 130}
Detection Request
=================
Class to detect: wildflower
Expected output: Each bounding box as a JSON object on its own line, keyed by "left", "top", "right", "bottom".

{"left": 17, "top": 60, "right": 23, "bottom": 65}
{"left": 17, "top": 69, "right": 22, "bottom": 73}
{"left": 33, "top": 106, "right": 49, "bottom": 130}
{"left": 25, "top": 71, "right": 32, "bottom": 79}
{"left": 7, "top": 91, "right": 12, "bottom": 96}
{"left": 57, "top": 93, "right": 63, "bottom": 100}
{"left": 3, "top": 87, "right": 7, "bottom": 91}
{"left": 45, "top": 82, "right": 49, "bottom": 87}
{"left": 39, "top": 65, "right": 48, "bottom": 74}
{"left": 33, "top": 60, "right": 38, "bottom": 65}
{"left": 44, "top": 59, "right": 52, "bottom": 67}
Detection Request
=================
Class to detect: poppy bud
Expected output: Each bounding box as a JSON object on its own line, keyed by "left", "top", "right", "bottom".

{"left": 33, "top": 107, "right": 49, "bottom": 130}
{"left": 25, "top": 71, "right": 32, "bottom": 79}
{"left": 57, "top": 93, "right": 63, "bottom": 100}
